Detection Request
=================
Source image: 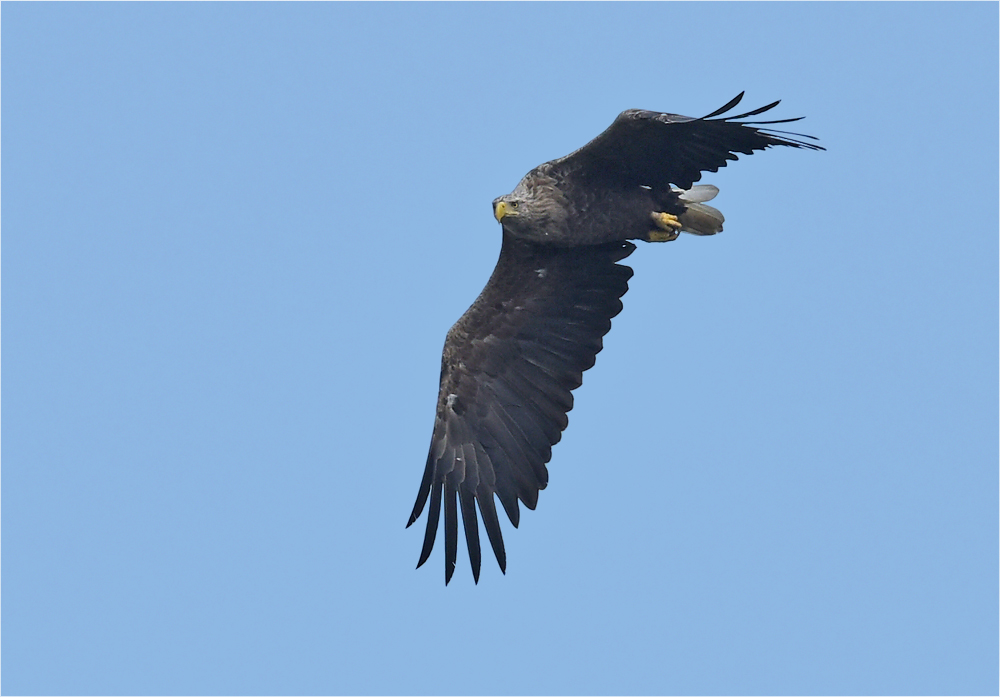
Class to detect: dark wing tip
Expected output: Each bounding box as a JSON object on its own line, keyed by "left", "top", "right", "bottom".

{"left": 703, "top": 94, "right": 825, "bottom": 151}
{"left": 444, "top": 484, "right": 459, "bottom": 585}
{"left": 407, "top": 449, "right": 437, "bottom": 527}
{"left": 758, "top": 128, "right": 826, "bottom": 151}
{"left": 478, "top": 490, "right": 508, "bottom": 574}
{"left": 701, "top": 91, "right": 745, "bottom": 119}
{"left": 726, "top": 99, "right": 781, "bottom": 121}
{"left": 460, "top": 488, "right": 482, "bottom": 584}
{"left": 416, "top": 481, "right": 442, "bottom": 569}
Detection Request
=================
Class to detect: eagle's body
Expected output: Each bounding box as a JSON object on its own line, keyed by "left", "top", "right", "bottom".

{"left": 498, "top": 162, "right": 688, "bottom": 245}
{"left": 408, "top": 93, "right": 822, "bottom": 584}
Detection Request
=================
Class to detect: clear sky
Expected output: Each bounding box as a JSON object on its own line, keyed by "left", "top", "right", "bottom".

{"left": 3, "top": 3, "right": 997, "bottom": 695}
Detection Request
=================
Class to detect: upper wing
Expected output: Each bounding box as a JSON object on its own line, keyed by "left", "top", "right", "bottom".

{"left": 553, "top": 92, "right": 824, "bottom": 190}
{"left": 408, "top": 233, "right": 636, "bottom": 584}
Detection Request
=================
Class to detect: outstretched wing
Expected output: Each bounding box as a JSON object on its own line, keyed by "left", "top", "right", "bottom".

{"left": 408, "top": 234, "right": 636, "bottom": 584}
{"left": 554, "top": 92, "right": 825, "bottom": 190}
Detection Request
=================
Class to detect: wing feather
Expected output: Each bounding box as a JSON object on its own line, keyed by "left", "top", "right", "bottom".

{"left": 502, "top": 369, "right": 569, "bottom": 437}
{"left": 458, "top": 451, "right": 482, "bottom": 584}
{"left": 554, "top": 92, "right": 824, "bottom": 191}
{"left": 408, "top": 233, "right": 635, "bottom": 582}
{"left": 476, "top": 487, "right": 507, "bottom": 573}
{"left": 416, "top": 473, "right": 442, "bottom": 569}
{"left": 443, "top": 481, "right": 459, "bottom": 584}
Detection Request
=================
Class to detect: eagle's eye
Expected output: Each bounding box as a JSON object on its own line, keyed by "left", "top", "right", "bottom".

{"left": 511, "top": 201, "right": 519, "bottom": 208}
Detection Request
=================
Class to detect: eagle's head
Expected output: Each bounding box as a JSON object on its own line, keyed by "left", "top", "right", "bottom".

{"left": 492, "top": 172, "right": 564, "bottom": 241}
{"left": 491, "top": 195, "right": 523, "bottom": 225}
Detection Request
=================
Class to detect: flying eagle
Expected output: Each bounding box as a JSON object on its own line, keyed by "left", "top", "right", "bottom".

{"left": 407, "top": 93, "right": 823, "bottom": 584}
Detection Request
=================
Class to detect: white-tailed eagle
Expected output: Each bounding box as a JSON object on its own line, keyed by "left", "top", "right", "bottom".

{"left": 407, "top": 93, "right": 823, "bottom": 584}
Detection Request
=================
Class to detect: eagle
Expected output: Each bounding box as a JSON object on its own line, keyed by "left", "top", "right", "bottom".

{"left": 407, "top": 93, "right": 823, "bottom": 584}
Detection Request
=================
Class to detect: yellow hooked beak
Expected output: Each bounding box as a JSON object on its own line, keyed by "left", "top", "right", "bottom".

{"left": 494, "top": 200, "right": 509, "bottom": 222}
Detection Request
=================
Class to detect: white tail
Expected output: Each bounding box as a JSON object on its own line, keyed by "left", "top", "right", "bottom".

{"left": 675, "top": 185, "right": 725, "bottom": 236}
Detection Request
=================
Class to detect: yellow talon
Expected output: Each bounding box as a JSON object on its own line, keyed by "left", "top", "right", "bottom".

{"left": 651, "top": 211, "right": 682, "bottom": 231}
{"left": 648, "top": 229, "right": 679, "bottom": 242}
{"left": 648, "top": 212, "right": 682, "bottom": 242}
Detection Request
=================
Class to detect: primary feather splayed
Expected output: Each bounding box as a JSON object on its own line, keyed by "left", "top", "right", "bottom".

{"left": 408, "top": 93, "right": 823, "bottom": 584}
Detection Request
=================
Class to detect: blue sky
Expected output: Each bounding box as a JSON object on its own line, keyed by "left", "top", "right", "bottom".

{"left": 3, "top": 3, "right": 997, "bottom": 695}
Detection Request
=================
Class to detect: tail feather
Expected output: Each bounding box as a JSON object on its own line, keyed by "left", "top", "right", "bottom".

{"left": 674, "top": 185, "right": 725, "bottom": 236}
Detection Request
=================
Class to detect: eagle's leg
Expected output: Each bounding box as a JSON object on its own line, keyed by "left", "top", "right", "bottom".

{"left": 648, "top": 211, "right": 682, "bottom": 242}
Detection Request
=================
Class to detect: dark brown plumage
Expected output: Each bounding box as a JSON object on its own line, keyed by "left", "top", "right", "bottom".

{"left": 408, "top": 93, "right": 822, "bottom": 584}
